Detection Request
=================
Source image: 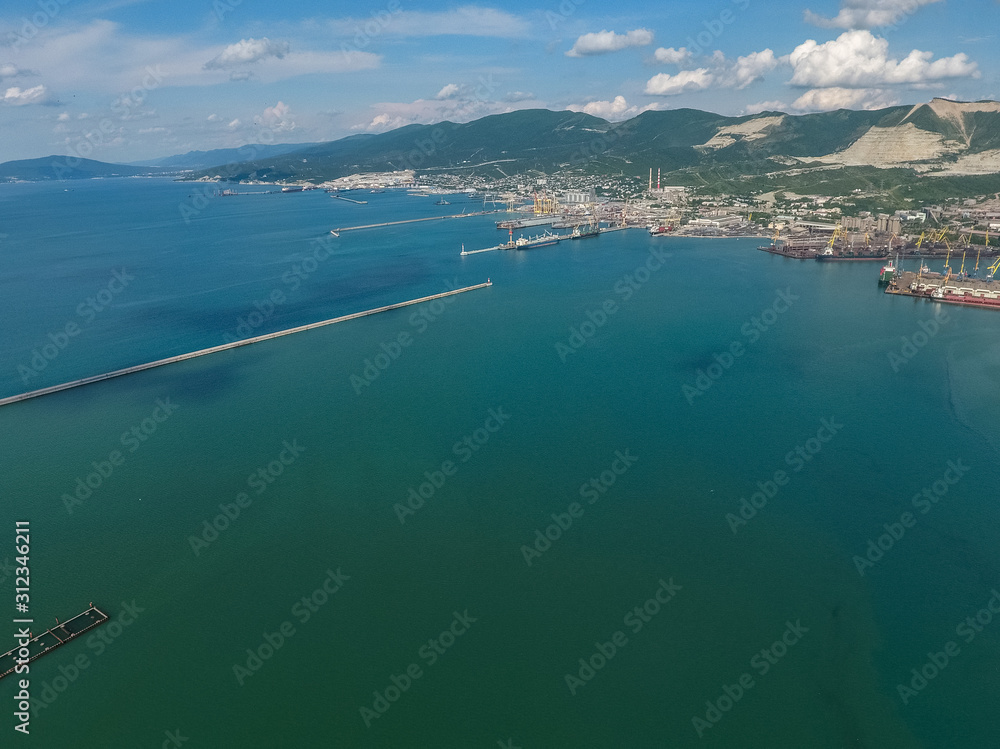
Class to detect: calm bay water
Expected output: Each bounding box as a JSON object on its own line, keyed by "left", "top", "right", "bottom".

{"left": 1, "top": 178, "right": 998, "bottom": 747}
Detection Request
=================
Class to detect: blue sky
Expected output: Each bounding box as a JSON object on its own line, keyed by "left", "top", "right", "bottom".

{"left": 0, "top": 0, "right": 996, "bottom": 161}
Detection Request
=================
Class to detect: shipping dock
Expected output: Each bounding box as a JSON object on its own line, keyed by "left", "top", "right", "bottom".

{"left": 0, "top": 606, "right": 108, "bottom": 680}
{"left": 885, "top": 270, "right": 1000, "bottom": 310}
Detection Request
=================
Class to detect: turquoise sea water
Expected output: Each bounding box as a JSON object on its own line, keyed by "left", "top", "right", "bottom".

{"left": 1, "top": 178, "right": 999, "bottom": 747}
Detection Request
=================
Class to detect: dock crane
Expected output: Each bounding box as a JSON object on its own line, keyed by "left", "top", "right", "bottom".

{"left": 825, "top": 224, "right": 841, "bottom": 254}
{"left": 916, "top": 231, "right": 926, "bottom": 251}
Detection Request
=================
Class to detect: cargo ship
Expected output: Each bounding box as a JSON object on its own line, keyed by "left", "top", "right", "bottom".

{"left": 816, "top": 248, "right": 888, "bottom": 261}
{"left": 516, "top": 231, "right": 562, "bottom": 250}
{"left": 885, "top": 270, "right": 1000, "bottom": 310}
{"left": 570, "top": 224, "right": 600, "bottom": 240}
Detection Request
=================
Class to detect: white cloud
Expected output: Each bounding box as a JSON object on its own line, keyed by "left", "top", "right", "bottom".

{"left": 204, "top": 38, "right": 290, "bottom": 70}
{"left": 2, "top": 85, "right": 50, "bottom": 106}
{"left": 644, "top": 69, "right": 715, "bottom": 96}
{"left": 57, "top": 111, "right": 70, "bottom": 121}
{"left": 567, "top": 29, "right": 654, "bottom": 57}
{"left": 207, "top": 113, "right": 221, "bottom": 122}
{"left": 789, "top": 30, "right": 978, "bottom": 87}
{"left": 358, "top": 112, "right": 409, "bottom": 132}
{"left": 653, "top": 47, "right": 690, "bottom": 64}
{"left": 228, "top": 118, "right": 241, "bottom": 129}
{"left": 571, "top": 95, "right": 635, "bottom": 120}
{"left": 804, "top": 0, "right": 942, "bottom": 29}
{"left": 435, "top": 83, "right": 462, "bottom": 100}
{"left": 0, "top": 63, "right": 24, "bottom": 79}
{"left": 259, "top": 100, "right": 296, "bottom": 132}
{"left": 328, "top": 6, "right": 530, "bottom": 38}
{"left": 792, "top": 87, "right": 900, "bottom": 111}
{"left": 729, "top": 49, "right": 780, "bottom": 89}
{"left": 11, "top": 21, "right": 380, "bottom": 94}
{"left": 351, "top": 85, "right": 539, "bottom": 133}
{"left": 229, "top": 71, "right": 254, "bottom": 82}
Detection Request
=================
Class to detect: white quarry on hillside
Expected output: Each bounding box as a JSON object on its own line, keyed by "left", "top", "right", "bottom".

{"left": 697, "top": 116, "right": 785, "bottom": 151}
{"left": 804, "top": 122, "right": 961, "bottom": 168}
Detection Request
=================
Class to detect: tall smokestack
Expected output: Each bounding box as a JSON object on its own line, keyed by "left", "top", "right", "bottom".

{"left": 648, "top": 168, "right": 652, "bottom": 192}
{"left": 657, "top": 169, "right": 660, "bottom": 191}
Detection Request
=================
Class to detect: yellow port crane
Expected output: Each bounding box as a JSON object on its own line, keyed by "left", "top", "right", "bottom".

{"left": 916, "top": 231, "right": 926, "bottom": 250}
{"left": 988, "top": 256, "right": 1000, "bottom": 281}
{"left": 828, "top": 224, "right": 841, "bottom": 248}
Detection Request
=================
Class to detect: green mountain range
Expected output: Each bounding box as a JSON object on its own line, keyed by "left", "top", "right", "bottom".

{"left": 4, "top": 99, "right": 1000, "bottom": 200}
{"left": 178, "top": 98, "right": 1000, "bottom": 196}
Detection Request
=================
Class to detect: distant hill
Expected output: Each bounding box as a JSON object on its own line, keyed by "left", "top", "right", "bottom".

{"left": 178, "top": 99, "right": 1000, "bottom": 190}
{"left": 6, "top": 99, "right": 1000, "bottom": 198}
{"left": 0, "top": 156, "right": 165, "bottom": 181}
{"left": 130, "top": 142, "right": 324, "bottom": 170}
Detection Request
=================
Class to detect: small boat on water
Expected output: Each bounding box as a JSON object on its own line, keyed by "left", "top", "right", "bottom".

{"left": 435, "top": 198, "right": 450, "bottom": 205}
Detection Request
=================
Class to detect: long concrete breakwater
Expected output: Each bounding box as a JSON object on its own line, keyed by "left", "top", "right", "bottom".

{"left": 335, "top": 210, "right": 498, "bottom": 232}
{"left": 0, "top": 281, "right": 493, "bottom": 408}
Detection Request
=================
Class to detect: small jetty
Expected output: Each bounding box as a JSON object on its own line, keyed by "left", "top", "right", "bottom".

{"left": 0, "top": 606, "right": 108, "bottom": 680}
{"left": 331, "top": 195, "right": 368, "bottom": 204}
{"left": 0, "top": 282, "right": 493, "bottom": 408}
